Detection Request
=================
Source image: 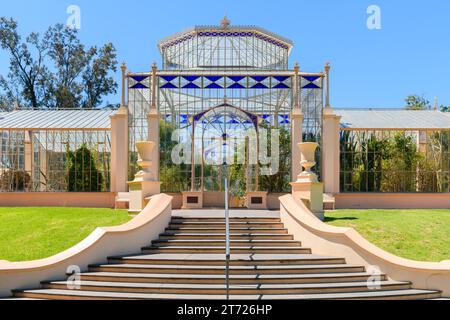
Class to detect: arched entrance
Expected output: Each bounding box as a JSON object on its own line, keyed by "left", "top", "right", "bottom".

{"left": 183, "top": 103, "right": 263, "bottom": 208}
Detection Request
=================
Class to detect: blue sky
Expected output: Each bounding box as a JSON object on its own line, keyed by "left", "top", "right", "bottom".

{"left": 0, "top": 0, "right": 449, "bottom": 108}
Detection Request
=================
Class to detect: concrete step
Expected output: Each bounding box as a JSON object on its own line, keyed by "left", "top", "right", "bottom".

{"left": 151, "top": 239, "right": 302, "bottom": 247}
{"left": 141, "top": 246, "right": 312, "bottom": 255}
{"left": 165, "top": 228, "right": 289, "bottom": 234}
{"left": 107, "top": 254, "right": 347, "bottom": 266}
{"left": 40, "top": 280, "right": 413, "bottom": 295}
{"left": 159, "top": 233, "right": 294, "bottom": 240}
{"left": 89, "top": 263, "right": 366, "bottom": 275}
{"left": 169, "top": 222, "right": 285, "bottom": 228}
{"left": 13, "top": 288, "right": 441, "bottom": 300}
{"left": 76, "top": 272, "right": 386, "bottom": 284}
{"left": 1, "top": 298, "right": 44, "bottom": 300}
{"left": 171, "top": 217, "right": 281, "bottom": 223}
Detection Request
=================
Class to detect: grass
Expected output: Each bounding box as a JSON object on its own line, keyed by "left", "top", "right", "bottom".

{"left": 325, "top": 209, "right": 450, "bottom": 262}
{"left": 0, "top": 207, "right": 132, "bottom": 262}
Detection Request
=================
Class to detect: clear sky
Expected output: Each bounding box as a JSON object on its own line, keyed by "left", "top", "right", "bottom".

{"left": 0, "top": 0, "right": 449, "bottom": 108}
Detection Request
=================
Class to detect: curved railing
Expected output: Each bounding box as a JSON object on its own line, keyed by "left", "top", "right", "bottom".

{"left": 0, "top": 193, "right": 173, "bottom": 297}
{"left": 279, "top": 194, "right": 450, "bottom": 297}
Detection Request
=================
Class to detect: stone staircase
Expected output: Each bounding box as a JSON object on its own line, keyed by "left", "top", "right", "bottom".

{"left": 12, "top": 214, "right": 442, "bottom": 300}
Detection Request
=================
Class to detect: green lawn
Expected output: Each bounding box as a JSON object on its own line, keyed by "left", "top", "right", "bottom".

{"left": 0, "top": 207, "right": 132, "bottom": 262}
{"left": 325, "top": 209, "right": 450, "bottom": 262}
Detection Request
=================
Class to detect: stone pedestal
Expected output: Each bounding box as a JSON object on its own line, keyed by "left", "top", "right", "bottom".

{"left": 291, "top": 181, "right": 324, "bottom": 220}
{"left": 127, "top": 141, "right": 161, "bottom": 213}
{"left": 128, "top": 181, "right": 161, "bottom": 213}
{"left": 182, "top": 191, "right": 204, "bottom": 209}
{"left": 291, "top": 142, "right": 325, "bottom": 221}
{"left": 246, "top": 191, "right": 268, "bottom": 210}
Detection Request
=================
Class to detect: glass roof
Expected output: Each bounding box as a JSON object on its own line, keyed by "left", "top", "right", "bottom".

{"left": 158, "top": 19, "right": 293, "bottom": 70}
{"left": 337, "top": 109, "right": 450, "bottom": 130}
{"left": 0, "top": 110, "right": 115, "bottom": 130}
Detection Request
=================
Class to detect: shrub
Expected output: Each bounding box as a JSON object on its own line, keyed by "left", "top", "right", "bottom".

{"left": 0, "top": 169, "right": 31, "bottom": 192}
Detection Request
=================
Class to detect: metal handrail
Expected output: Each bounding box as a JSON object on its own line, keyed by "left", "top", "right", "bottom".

{"left": 225, "top": 173, "right": 230, "bottom": 300}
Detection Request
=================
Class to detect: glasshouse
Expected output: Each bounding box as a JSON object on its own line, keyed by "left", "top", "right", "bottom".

{"left": 1, "top": 19, "right": 450, "bottom": 210}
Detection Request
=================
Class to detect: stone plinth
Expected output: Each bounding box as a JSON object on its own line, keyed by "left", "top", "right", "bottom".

{"left": 246, "top": 191, "right": 268, "bottom": 210}
{"left": 128, "top": 181, "right": 161, "bottom": 213}
{"left": 182, "top": 191, "right": 204, "bottom": 209}
{"left": 127, "top": 141, "right": 161, "bottom": 213}
{"left": 291, "top": 142, "right": 324, "bottom": 221}
{"left": 291, "top": 181, "right": 324, "bottom": 220}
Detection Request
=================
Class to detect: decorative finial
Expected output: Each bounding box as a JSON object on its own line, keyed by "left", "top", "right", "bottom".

{"left": 221, "top": 15, "right": 231, "bottom": 29}
{"left": 325, "top": 62, "right": 331, "bottom": 73}
{"left": 294, "top": 62, "right": 299, "bottom": 74}
{"left": 120, "top": 63, "right": 127, "bottom": 110}
{"left": 434, "top": 97, "right": 438, "bottom": 111}
{"left": 324, "top": 62, "right": 332, "bottom": 112}
{"left": 152, "top": 62, "right": 157, "bottom": 73}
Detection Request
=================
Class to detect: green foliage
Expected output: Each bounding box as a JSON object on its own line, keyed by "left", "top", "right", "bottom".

{"left": 259, "top": 125, "right": 291, "bottom": 193}
{"left": 380, "top": 133, "right": 421, "bottom": 192}
{"left": 404, "top": 95, "right": 431, "bottom": 110}
{"left": 229, "top": 164, "right": 246, "bottom": 198}
{"left": 0, "top": 17, "right": 117, "bottom": 110}
{"left": 160, "top": 165, "right": 190, "bottom": 193}
{"left": 341, "top": 132, "right": 423, "bottom": 192}
{"left": 159, "top": 120, "right": 191, "bottom": 192}
{"left": 66, "top": 144, "right": 104, "bottom": 192}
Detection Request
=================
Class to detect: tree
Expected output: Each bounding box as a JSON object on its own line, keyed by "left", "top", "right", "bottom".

{"left": 259, "top": 125, "right": 291, "bottom": 193}
{"left": 0, "top": 17, "right": 118, "bottom": 110}
{"left": 0, "top": 17, "right": 51, "bottom": 110}
{"left": 66, "top": 144, "right": 104, "bottom": 192}
{"left": 404, "top": 95, "right": 431, "bottom": 110}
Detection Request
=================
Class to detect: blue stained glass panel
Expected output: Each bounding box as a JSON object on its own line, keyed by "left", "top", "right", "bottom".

{"left": 251, "top": 83, "right": 269, "bottom": 89}
{"left": 161, "top": 76, "right": 178, "bottom": 82}
{"left": 183, "top": 76, "right": 200, "bottom": 82}
{"left": 273, "top": 83, "right": 290, "bottom": 89}
{"left": 182, "top": 83, "right": 200, "bottom": 89}
{"left": 161, "top": 82, "right": 178, "bottom": 89}
{"left": 302, "top": 83, "right": 320, "bottom": 89}
{"left": 130, "top": 83, "right": 148, "bottom": 89}
{"left": 206, "top": 83, "right": 223, "bottom": 89}
{"left": 131, "top": 75, "right": 148, "bottom": 82}
{"left": 273, "top": 76, "right": 290, "bottom": 82}
{"left": 279, "top": 115, "right": 290, "bottom": 124}
{"left": 228, "top": 76, "right": 246, "bottom": 82}
{"left": 302, "top": 76, "right": 321, "bottom": 82}
{"left": 251, "top": 76, "right": 268, "bottom": 82}
{"left": 228, "top": 83, "right": 245, "bottom": 89}
{"left": 180, "top": 115, "right": 188, "bottom": 124}
{"left": 205, "top": 76, "right": 223, "bottom": 82}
